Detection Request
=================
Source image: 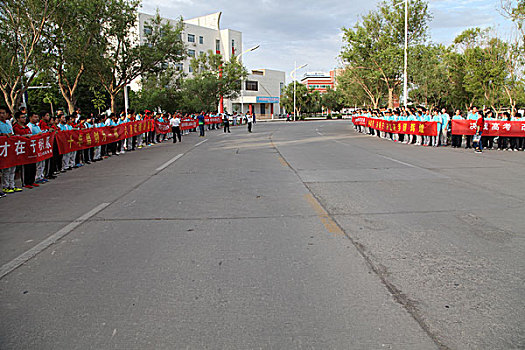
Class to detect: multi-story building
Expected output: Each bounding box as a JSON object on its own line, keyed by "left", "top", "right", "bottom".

{"left": 300, "top": 69, "right": 344, "bottom": 94}
{"left": 135, "top": 12, "right": 285, "bottom": 117}
{"left": 229, "top": 69, "right": 285, "bottom": 119}
{"left": 137, "top": 12, "right": 242, "bottom": 76}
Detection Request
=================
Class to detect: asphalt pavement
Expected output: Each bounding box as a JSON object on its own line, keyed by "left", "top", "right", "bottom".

{"left": 1, "top": 121, "right": 523, "bottom": 349}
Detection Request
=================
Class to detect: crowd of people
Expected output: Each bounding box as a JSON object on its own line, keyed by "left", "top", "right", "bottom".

{"left": 0, "top": 106, "right": 256, "bottom": 199}
{"left": 351, "top": 106, "right": 525, "bottom": 153}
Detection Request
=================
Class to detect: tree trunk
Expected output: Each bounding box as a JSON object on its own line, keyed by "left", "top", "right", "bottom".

{"left": 66, "top": 98, "right": 75, "bottom": 115}
{"left": 387, "top": 88, "right": 394, "bottom": 109}
{"left": 110, "top": 93, "right": 117, "bottom": 114}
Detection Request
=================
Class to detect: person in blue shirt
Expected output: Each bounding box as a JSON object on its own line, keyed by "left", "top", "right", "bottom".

{"left": 0, "top": 106, "right": 23, "bottom": 195}
{"left": 465, "top": 107, "right": 479, "bottom": 149}
{"left": 431, "top": 109, "right": 442, "bottom": 147}
{"left": 27, "top": 112, "right": 49, "bottom": 184}
{"left": 197, "top": 111, "right": 205, "bottom": 137}
{"left": 440, "top": 108, "right": 450, "bottom": 146}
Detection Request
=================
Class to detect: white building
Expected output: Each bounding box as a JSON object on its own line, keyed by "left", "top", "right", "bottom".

{"left": 135, "top": 12, "right": 285, "bottom": 118}
{"left": 229, "top": 69, "right": 285, "bottom": 119}
{"left": 137, "top": 12, "right": 242, "bottom": 76}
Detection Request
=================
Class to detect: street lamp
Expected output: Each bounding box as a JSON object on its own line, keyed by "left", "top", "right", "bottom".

{"left": 395, "top": 0, "right": 409, "bottom": 107}
{"left": 290, "top": 62, "right": 307, "bottom": 121}
{"left": 237, "top": 44, "right": 260, "bottom": 115}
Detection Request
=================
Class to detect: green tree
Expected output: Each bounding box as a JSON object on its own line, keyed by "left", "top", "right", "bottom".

{"left": 90, "top": 87, "right": 107, "bottom": 115}
{"left": 46, "top": 0, "right": 106, "bottom": 114}
{"left": 453, "top": 29, "right": 508, "bottom": 111}
{"left": 321, "top": 88, "right": 345, "bottom": 114}
{"left": 180, "top": 51, "right": 247, "bottom": 113}
{"left": 336, "top": 69, "right": 375, "bottom": 108}
{"left": 340, "top": 0, "right": 431, "bottom": 108}
{"left": 408, "top": 44, "right": 450, "bottom": 109}
{"left": 0, "top": 0, "right": 60, "bottom": 113}
{"left": 280, "top": 83, "right": 315, "bottom": 116}
{"left": 132, "top": 67, "right": 183, "bottom": 112}
{"left": 95, "top": 5, "right": 185, "bottom": 113}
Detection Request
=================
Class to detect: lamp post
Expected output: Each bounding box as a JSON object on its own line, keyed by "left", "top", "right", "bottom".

{"left": 290, "top": 62, "right": 307, "bottom": 121}
{"left": 403, "top": 0, "right": 408, "bottom": 107}
{"left": 395, "top": 0, "right": 409, "bottom": 107}
{"left": 237, "top": 45, "right": 260, "bottom": 115}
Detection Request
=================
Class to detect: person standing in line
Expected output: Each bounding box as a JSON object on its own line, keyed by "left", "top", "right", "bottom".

{"left": 509, "top": 112, "right": 521, "bottom": 151}
{"left": 466, "top": 107, "right": 478, "bottom": 149}
{"left": 223, "top": 113, "right": 230, "bottom": 133}
{"left": 451, "top": 110, "right": 463, "bottom": 148}
{"left": 170, "top": 114, "right": 181, "bottom": 143}
{"left": 13, "top": 112, "right": 39, "bottom": 189}
{"left": 92, "top": 116, "right": 103, "bottom": 161}
{"left": 441, "top": 108, "right": 450, "bottom": 146}
{"left": 27, "top": 112, "right": 48, "bottom": 184}
{"left": 0, "top": 106, "right": 23, "bottom": 195}
{"left": 197, "top": 111, "right": 205, "bottom": 137}
{"left": 431, "top": 109, "right": 442, "bottom": 147}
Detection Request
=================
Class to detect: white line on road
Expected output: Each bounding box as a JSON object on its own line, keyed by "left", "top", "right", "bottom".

{"left": 378, "top": 154, "right": 418, "bottom": 168}
{"left": 195, "top": 139, "right": 208, "bottom": 147}
{"left": 156, "top": 153, "right": 184, "bottom": 172}
{"left": 0, "top": 202, "right": 110, "bottom": 280}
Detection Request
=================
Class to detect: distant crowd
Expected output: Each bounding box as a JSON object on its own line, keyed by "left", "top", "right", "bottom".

{"left": 351, "top": 106, "right": 525, "bottom": 153}
{"left": 0, "top": 106, "right": 256, "bottom": 199}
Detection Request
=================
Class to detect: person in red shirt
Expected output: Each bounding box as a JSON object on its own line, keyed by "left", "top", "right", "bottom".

{"left": 13, "top": 112, "right": 39, "bottom": 188}
{"left": 38, "top": 112, "right": 51, "bottom": 131}
{"left": 474, "top": 112, "right": 485, "bottom": 153}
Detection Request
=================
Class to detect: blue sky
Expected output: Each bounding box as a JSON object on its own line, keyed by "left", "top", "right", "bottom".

{"left": 141, "top": 0, "right": 515, "bottom": 81}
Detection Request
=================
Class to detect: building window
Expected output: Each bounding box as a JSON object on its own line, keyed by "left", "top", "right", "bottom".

{"left": 188, "top": 34, "right": 195, "bottom": 43}
{"left": 245, "top": 81, "right": 258, "bottom": 91}
{"left": 199, "top": 51, "right": 205, "bottom": 56}
{"left": 199, "top": 36, "right": 204, "bottom": 44}
{"left": 143, "top": 26, "right": 152, "bottom": 36}
{"left": 175, "top": 63, "right": 183, "bottom": 71}
{"left": 231, "top": 39, "right": 235, "bottom": 53}
{"left": 188, "top": 49, "right": 195, "bottom": 57}
{"left": 189, "top": 65, "right": 193, "bottom": 73}
{"left": 216, "top": 39, "right": 220, "bottom": 53}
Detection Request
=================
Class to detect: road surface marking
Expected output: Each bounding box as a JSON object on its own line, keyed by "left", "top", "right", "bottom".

{"left": 195, "top": 139, "right": 208, "bottom": 147}
{"left": 0, "top": 202, "right": 110, "bottom": 280}
{"left": 304, "top": 193, "right": 343, "bottom": 235}
{"left": 156, "top": 153, "right": 184, "bottom": 172}
{"left": 378, "top": 154, "right": 418, "bottom": 168}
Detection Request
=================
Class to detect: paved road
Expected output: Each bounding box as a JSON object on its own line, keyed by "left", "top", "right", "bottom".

{"left": 1, "top": 121, "right": 523, "bottom": 349}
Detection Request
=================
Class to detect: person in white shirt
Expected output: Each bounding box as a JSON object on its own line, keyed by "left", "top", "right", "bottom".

{"left": 170, "top": 114, "right": 181, "bottom": 143}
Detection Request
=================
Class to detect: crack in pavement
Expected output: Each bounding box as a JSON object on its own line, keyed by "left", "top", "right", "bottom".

{"left": 269, "top": 130, "right": 451, "bottom": 350}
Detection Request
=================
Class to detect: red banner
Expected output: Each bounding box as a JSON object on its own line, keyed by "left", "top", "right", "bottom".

{"left": 55, "top": 120, "right": 153, "bottom": 154}
{"left": 355, "top": 117, "right": 438, "bottom": 136}
{"left": 205, "top": 115, "right": 222, "bottom": 125}
{"left": 0, "top": 133, "right": 55, "bottom": 169}
{"left": 180, "top": 118, "right": 197, "bottom": 131}
{"left": 352, "top": 116, "right": 367, "bottom": 126}
{"left": 154, "top": 121, "right": 171, "bottom": 134}
{"left": 451, "top": 120, "right": 525, "bottom": 137}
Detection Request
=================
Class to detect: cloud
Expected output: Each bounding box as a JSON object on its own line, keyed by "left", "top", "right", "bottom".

{"left": 141, "top": 0, "right": 514, "bottom": 79}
